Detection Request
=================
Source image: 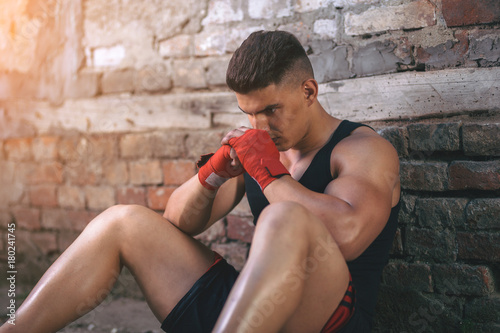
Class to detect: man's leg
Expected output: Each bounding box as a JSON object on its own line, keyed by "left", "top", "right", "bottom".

{"left": 213, "top": 201, "right": 350, "bottom": 333}
{"left": 0, "top": 204, "right": 214, "bottom": 333}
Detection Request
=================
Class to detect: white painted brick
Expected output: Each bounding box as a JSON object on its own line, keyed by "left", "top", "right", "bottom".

{"left": 334, "top": 0, "right": 379, "bottom": 7}
{"left": 195, "top": 28, "right": 227, "bottom": 56}
{"left": 249, "top": 0, "right": 293, "bottom": 19}
{"left": 173, "top": 59, "right": 207, "bottom": 89}
{"left": 93, "top": 45, "right": 125, "bottom": 67}
{"left": 225, "top": 26, "right": 266, "bottom": 52}
{"left": 202, "top": 0, "right": 244, "bottom": 25}
{"left": 5, "top": 92, "right": 234, "bottom": 134}
{"left": 204, "top": 56, "right": 232, "bottom": 86}
{"left": 314, "top": 19, "right": 337, "bottom": 39}
{"left": 345, "top": 0, "right": 436, "bottom": 36}
{"left": 159, "top": 35, "right": 192, "bottom": 58}
{"left": 295, "top": 0, "right": 334, "bottom": 13}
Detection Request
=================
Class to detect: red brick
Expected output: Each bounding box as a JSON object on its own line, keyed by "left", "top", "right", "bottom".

{"left": 32, "top": 136, "right": 59, "bottom": 161}
{"left": 29, "top": 185, "right": 58, "bottom": 207}
{"left": 85, "top": 186, "right": 115, "bottom": 211}
{"left": 407, "top": 123, "right": 461, "bottom": 152}
{"left": 58, "top": 136, "right": 83, "bottom": 164}
{"left": 462, "top": 123, "right": 500, "bottom": 156}
{"left": 163, "top": 160, "right": 196, "bottom": 185}
{"left": 28, "top": 232, "right": 58, "bottom": 255}
{"left": 86, "top": 135, "right": 117, "bottom": 161}
{"left": 211, "top": 242, "right": 249, "bottom": 271}
{"left": 415, "top": 198, "right": 468, "bottom": 229}
{"left": 400, "top": 162, "right": 448, "bottom": 191}
{"left": 433, "top": 264, "right": 495, "bottom": 296}
{"left": 382, "top": 262, "right": 432, "bottom": 292}
{"left": 42, "top": 209, "right": 94, "bottom": 231}
{"left": 147, "top": 186, "right": 176, "bottom": 210}
{"left": 448, "top": 161, "right": 500, "bottom": 190}
{"left": 58, "top": 185, "right": 85, "bottom": 209}
{"left": 457, "top": 232, "right": 500, "bottom": 262}
{"left": 57, "top": 230, "right": 81, "bottom": 252}
{"left": 390, "top": 228, "right": 403, "bottom": 256}
{"left": 405, "top": 227, "right": 456, "bottom": 262}
{"left": 41, "top": 209, "right": 74, "bottom": 230}
{"left": 103, "top": 161, "right": 129, "bottom": 185}
{"left": 377, "top": 126, "right": 409, "bottom": 158}
{"left": 73, "top": 210, "right": 98, "bottom": 231}
{"left": 4, "top": 138, "right": 33, "bottom": 161}
{"left": 465, "top": 296, "right": 500, "bottom": 323}
{"left": 231, "top": 195, "right": 253, "bottom": 217}
{"left": 466, "top": 199, "right": 500, "bottom": 230}
{"left": 227, "top": 215, "right": 255, "bottom": 243}
{"left": 195, "top": 219, "right": 226, "bottom": 244}
{"left": 27, "top": 162, "right": 64, "bottom": 184}
{"left": 150, "top": 132, "right": 186, "bottom": 158}
{"left": 186, "top": 131, "right": 224, "bottom": 159}
{"left": 12, "top": 207, "right": 41, "bottom": 230}
{"left": 0, "top": 210, "right": 13, "bottom": 226}
{"left": 442, "top": 0, "right": 500, "bottom": 27}
{"left": 117, "top": 187, "right": 147, "bottom": 206}
{"left": 119, "top": 134, "right": 153, "bottom": 159}
{"left": 63, "top": 163, "right": 99, "bottom": 186}
{"left": 129, "top": 160, "right": 162, "bottom": 185}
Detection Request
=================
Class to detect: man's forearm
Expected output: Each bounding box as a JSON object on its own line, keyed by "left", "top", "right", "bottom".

{"left": 163, "top": 175, "right": 217, "bottom": 235}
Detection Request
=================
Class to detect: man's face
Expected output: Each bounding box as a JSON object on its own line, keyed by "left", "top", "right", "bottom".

{"left": 235, "top": 82, "right": 309, "bottom": 151}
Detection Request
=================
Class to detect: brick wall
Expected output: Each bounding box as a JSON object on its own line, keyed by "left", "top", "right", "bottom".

{"left": 0, "top": 0, "right": 499, "bottom": 331}
{"left": 373, "top": 117, "right": 500, "bottom": 332}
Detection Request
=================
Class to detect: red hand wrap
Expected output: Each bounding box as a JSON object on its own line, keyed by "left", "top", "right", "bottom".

{"left": 197, "top": 145, "right": 243, "bottom": 190}
{"left": 228, "top": 129, "right": 290, "bottom": 190}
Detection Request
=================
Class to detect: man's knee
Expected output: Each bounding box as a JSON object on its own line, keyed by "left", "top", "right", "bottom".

{"left": 257, "top": 201, "right": 313, "bottom": 234}
{"left": 88, "top": 204, "right": 152, "bottom": 232}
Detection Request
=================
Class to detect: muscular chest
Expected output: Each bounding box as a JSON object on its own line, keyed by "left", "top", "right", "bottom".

{"left": 281, "top": 149, "right": 325, "bottom": 181}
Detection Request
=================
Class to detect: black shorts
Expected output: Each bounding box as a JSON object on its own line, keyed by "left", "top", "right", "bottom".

{"left": 161, "top": 253, "right": 366, "bottom": 333}
{"left": 337, "top": 306, "right": 372, "bottom": 333}
{"left": 161, "top": 253, "right": 239, "bottom": 333}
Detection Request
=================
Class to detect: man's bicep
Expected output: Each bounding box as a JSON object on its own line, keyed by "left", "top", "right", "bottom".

{"left": 325, "top": 139, "right": 399, "bottom": 259}
{"left": 324, "top": 174, "right": 392, "bottom": 260}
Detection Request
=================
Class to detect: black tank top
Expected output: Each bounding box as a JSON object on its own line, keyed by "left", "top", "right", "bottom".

{"left": 244, "top": 120, "right": 400, "bottom": 327}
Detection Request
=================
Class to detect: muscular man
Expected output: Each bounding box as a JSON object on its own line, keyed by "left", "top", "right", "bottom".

{"left": 0, "top": 30, "right": 400, "bottom": 333}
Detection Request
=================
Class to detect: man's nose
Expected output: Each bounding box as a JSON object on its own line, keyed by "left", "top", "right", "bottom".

{"left": 252, "top": 114, "right": 269, "bottom": 131}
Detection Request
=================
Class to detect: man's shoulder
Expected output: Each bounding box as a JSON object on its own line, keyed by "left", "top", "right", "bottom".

{"left": 331, "top": 125, "right": 399, "bottom": 172}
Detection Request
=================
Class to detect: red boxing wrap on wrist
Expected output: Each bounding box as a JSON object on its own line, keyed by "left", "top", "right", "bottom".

{"left": 197, "top": 145, "right": 242, "bottom": 190}
{"left": 228, "top": 129, "right": 290, "bottom": 190}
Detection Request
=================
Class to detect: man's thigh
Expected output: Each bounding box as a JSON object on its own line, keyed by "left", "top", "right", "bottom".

{"left": 254, "top": 202, "right": 350, "bottom": 333}
{"left": 113, "top": 205, "right": 216, "bottom": 322}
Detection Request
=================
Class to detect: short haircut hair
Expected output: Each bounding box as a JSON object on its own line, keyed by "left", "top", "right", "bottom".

{"left": 226, "top": 30, "right": 314, "bottom": 94}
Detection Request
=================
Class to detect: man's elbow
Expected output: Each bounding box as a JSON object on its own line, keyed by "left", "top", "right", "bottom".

{"left": 336, "top": 229, "right": 365, "bottom": 262}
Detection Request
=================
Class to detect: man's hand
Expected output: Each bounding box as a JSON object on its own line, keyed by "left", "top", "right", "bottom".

{"left": 226, "top": 128, "right": 290, "bottom": 190}
{"left": 197, "top": 144, "right": 244, "bottom": 190}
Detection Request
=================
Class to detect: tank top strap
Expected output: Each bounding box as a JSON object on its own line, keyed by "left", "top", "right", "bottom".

{"left": 298, "top": 120, "right": 372, "bottom": 191}
{"left": 322, "top": 120, "right": 372, "bottom": 154}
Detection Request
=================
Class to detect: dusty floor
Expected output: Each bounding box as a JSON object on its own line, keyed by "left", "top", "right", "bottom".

{"left": 0, "top": 285, "right": 162, "bottom": 333}
{"left": 57, "top": 297, "right": 161, "bottom": 333}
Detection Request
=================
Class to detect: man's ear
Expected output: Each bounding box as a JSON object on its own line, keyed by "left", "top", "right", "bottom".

{"left": 303, "top": 79, "right": 318, "bottom": 105}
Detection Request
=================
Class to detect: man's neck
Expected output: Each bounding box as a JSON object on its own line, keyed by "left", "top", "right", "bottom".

{"left": 286, "top": 106, "right": 340, "bottom": 160}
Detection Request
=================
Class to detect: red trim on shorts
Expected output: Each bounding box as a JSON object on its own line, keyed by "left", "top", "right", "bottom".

{"left": 320, "top": 273, "right": 356, "bottom": 333}
{"left": 205, "top": 251, "right": 224, "bottom": 274}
